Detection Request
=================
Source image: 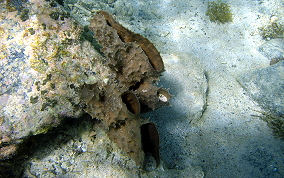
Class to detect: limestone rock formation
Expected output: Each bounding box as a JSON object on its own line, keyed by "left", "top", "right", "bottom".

{"left": 0, "top": 2, "right": 170, "bottom": 168}
{"left": 0, "top": 0, "right": 108, "bottom": 159}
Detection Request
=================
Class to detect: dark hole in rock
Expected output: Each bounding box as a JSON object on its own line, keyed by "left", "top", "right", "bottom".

{"left": 118, "top": 35, "right": 125, "bottom": 43}
{"left": 49, "top": 1, "right": 57, "bottom": 7}
{"left": 55, "top": 0, "right": 64, "bottom": 6}
{"left": 109, "top": 120, "right": 126, "bottom": 129}
{"left": 121, "top": 92, "right": 140, "bottom": 114}
{"left": 119, "top": 120, "right": 126, "bottom": 125}
{"left": 99, "top": 93, "right": 106, "bottom": 102}
{"left": 115, "top": 120, "right": 126, "bottom": 129}
{"left": 141, "top": 122, "right": 160, "bottom": 168}
{"left": 140, "top": 103, "right": 153, "bottom": 113}
{"left": 69, "top": 83, "right": 75, "bottom": 89}
{"left": 116, "top": 124, "right": 123, "bottom": 129}
{"left": 129, "top": 80, "right": 143, "bottom": 91}
{"left": 105, "top": 19, "right": 112, "bottom": 28}
{"left": 99, "top": 92, "right": 106, "bottom": 102}
{"left": 24, "top": 140, "right": 33, "bottom": 148}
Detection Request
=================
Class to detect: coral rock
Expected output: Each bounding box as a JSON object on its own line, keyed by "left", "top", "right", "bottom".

{"left": 82, "top": 11, "right": 171, "bottom": 166}
{"left": 0, "top": 1, "right": 109, "bottom": 159}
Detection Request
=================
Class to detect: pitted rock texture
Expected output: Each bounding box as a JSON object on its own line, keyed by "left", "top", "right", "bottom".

{"left": 0, "top": 2, "right": 170, "bottom": 168}
{"left": 85, "top": 11, "right": 170, "bottom": 127}
{"left": 81, "top": 11, "right": 171, "bottom": 166}
{"left": 0, "top": 0, "right": 110, "bottom": 160}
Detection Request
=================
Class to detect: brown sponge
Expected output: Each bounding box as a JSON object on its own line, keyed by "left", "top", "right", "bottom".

{"left": 81, "top": 11, "right": 171, "bottom": 167}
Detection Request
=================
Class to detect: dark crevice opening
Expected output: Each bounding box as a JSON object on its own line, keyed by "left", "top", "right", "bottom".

{"left": 0, "top": 113, "right": 95, "bottom": 178}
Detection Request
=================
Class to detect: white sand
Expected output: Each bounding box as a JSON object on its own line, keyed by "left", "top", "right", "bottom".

{"left": 125, "top": 0, "right": 284, "bottom": 177}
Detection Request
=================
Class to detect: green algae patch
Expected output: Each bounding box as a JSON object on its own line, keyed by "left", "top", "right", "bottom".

{"left": 30, "top": 57, "right": 49, "bottom": 73}
{"left": 206, "top": 1, "right": 233, "bottom": 24}
{"left": 260, "top": 22, "right": 284, "bottom": 40}
{"left": 261, "top": 113, "right": 284, "bottom": 140}
{"left": 30, "top": 96, "right": 39, "bottom": 104}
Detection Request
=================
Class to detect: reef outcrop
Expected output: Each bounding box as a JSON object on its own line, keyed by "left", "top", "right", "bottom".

{"left": 85, "top": 11, "right": 170, "bottom": 126}
{"left": 1, "top": 0, "right": 108, "bottom": 160}
{"left": 81, "top": 11, "right": 171, "bottom": 166}
{"left": 0, "top": 1, "right": 170, "bottom": 168}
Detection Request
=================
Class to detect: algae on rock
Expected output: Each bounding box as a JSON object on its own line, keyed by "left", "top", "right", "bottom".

{"left": 260, "top": 22, "right": 284, "bottom": 40}
{"left": 0, "top": 0, "right": 171, "bottom": 171}
{"left": 0, "top": 0, "right": 110, "bottom": 159}
{"left": 206, "top": 0, "right": 233, "bottom": 24}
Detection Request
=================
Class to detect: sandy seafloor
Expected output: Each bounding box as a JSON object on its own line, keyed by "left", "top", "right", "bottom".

{"left": 79, "top": 0, "right": 284, "bottom": 177}
{"left": 2, "top": 0, "right": 284, "bottom": 177}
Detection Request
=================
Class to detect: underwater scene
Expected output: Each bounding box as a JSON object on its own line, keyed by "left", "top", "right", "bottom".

{"left": 0, "top": 0, "right": 283, "bottom": 177}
